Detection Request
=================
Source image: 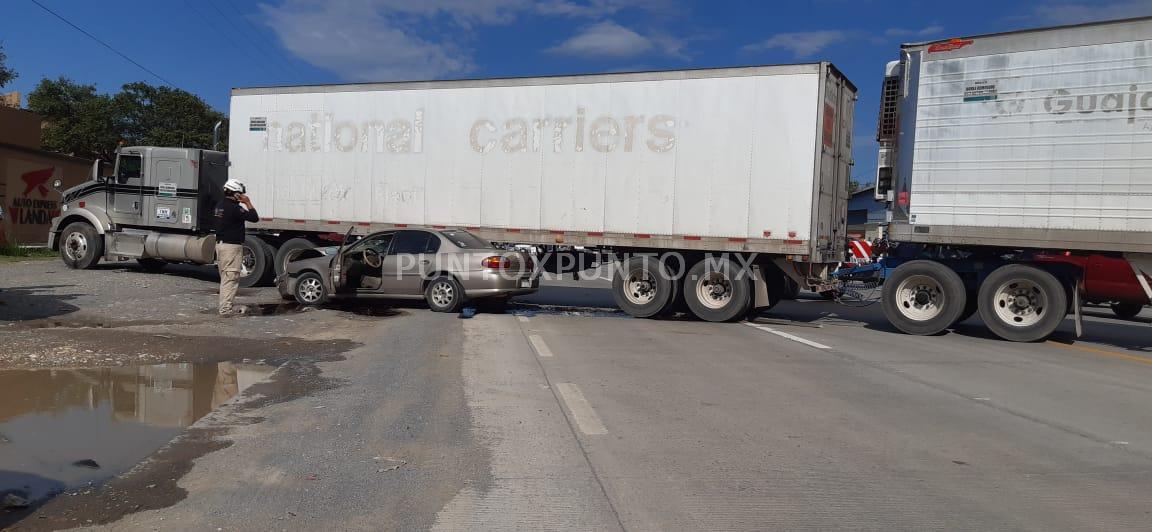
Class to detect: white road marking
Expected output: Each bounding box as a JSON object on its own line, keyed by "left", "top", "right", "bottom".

{"left": 527, "top": 334, "right": 554, "bottom": 358}
{"left": 555, "top": 383, "right": 608, "bottom": 435}
{"left": 517, "top": 315, "right": 531, "bottom": 323}
{"left": 742, "top": 322, "right": 830, "bottom": 350}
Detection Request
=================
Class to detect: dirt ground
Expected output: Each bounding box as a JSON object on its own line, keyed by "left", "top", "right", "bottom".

{"left": 0, "top": 260, "right": 379, "bottom": 369}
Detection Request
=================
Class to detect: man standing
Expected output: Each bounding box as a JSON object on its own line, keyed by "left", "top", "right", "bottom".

{"left": 215, "top": 179, "right": 259, "bottom": 316}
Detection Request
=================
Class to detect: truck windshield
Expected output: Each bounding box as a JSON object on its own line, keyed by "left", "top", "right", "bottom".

{"left": 441, "top": 230, "right": 494, "bottom": 249}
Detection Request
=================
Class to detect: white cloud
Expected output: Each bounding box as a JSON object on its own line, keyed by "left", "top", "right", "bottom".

{"left": 547, "top": 20, "right": 682, "bottom": 59}
{"left": 743, "top": 30, "right": 848, "bottom": 58}
{"left": 535, "top": 0, "right": 675, "bottom": 17}
{"left": 1027, "top": 0, "right": 1152, "bottom": 25}
{"left": 260, "top": 0, "right": 687, "bottom": 81}
{"left": 884, "top": 25, "right": 945, "bottom": 38}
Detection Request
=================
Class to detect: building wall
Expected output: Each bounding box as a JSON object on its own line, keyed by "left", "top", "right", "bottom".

{"left": 0, "top": 106, "right": 43, "bottom": 149}
{"left": 0, "top": 146, "right": 92, "bottom": 245}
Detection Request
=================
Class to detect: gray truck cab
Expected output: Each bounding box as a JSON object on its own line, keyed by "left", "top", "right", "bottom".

{"left": 49, "top": 147, "right": 229, "bottom": 269}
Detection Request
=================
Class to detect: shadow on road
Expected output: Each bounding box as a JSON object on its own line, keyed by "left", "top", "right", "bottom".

{"left": 0, "top": 285, "right": 81, "bottom": 322}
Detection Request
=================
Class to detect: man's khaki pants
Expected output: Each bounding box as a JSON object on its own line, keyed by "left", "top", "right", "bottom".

{"left": 217, "top": 243, "right": 244, "bottom": 315}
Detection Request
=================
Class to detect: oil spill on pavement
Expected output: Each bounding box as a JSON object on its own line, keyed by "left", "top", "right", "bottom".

{"left": 0, "top": 362, "right": 274, "bottom": 528}
{"left": 509, "top": 303, "right": 628, "bottom": 319}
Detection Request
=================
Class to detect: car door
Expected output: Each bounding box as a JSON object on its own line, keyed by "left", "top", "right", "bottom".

{"left": 339, "top": 232, "right": 393, "bottom": 293}
{"left": 380, "top": 230, "right": 437, "bottom": 296}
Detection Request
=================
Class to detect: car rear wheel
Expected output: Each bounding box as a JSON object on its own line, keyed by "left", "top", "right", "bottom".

{"left": 426, "top": 275, "right": 464, "bottom": 313}
{"left": 294, "top": 272, "right": 329, "bottom": 306}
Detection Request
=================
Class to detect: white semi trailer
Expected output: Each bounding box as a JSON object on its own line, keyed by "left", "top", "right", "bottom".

{"left": 874, "top": 16, "right": 1152, "bottom": 341}
{"left": 50, "top": 63, "right": 856, "bottom": 321}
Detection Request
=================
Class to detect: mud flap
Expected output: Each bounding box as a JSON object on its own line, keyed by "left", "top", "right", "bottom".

{"left": 752, "top": 265, "right": 772, "bottom": 308}
{"left": 1072, "top": 279, "right": 1083, "bottom": 338}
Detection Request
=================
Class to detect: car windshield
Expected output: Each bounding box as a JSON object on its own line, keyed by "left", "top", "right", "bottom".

{"left": 440, "top": 230, "right": 494, "bottom": 249}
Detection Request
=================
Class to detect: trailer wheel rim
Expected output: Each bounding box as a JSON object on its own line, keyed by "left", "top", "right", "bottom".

{"left": 297, "top": 277, "right": 324, "bottom": 303}
{"left": 241, "top": 246, "right": 256, "bottom": 277}
{"left": 894, "top": 274, "right": 945, "bottom": 321}
{"left": 991, "top": 279, "right": 1047, "bottom": 328}
{"left": 431, "top": 281, "right": 455, "bottom": 307}
{"left": 64, "top": 231, "right": 88, "bottom": 261}
{"left": 695, "top": 271, "right": 733, "bottom": 310}
{"left": 623, "top": 270, "right": 657, "bottom": 306}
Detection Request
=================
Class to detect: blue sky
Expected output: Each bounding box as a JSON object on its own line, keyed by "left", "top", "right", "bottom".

{"left": 2, "top": 0, "right": 1150, "bottom": 180}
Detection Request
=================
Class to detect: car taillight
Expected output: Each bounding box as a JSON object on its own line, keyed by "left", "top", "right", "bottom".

{"left": 482, "top": 256, "right": 511, "bottom": 269}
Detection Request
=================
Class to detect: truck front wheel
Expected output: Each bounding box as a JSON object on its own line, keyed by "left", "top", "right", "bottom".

{"left": 59, "top": 222, "right": 103, "bottom": 270}
{"left": 612, "top": 256, "right": 678, "bottom": 318}
{"left": 977, "top": 264, "right": 1067, "bottom": 342}
{"left": 684, "top": 257, "right": 752, "bottom": 322}
{"left": 881, "top": 260, "right": 967, "bottom": 336}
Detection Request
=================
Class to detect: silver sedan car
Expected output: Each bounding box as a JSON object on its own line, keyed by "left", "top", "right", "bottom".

{"left": 277, "top": 228, "right": 538, "bottom": 312}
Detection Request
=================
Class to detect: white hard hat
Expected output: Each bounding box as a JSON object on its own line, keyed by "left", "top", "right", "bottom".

{"left": 223, "top": 179, "right": 246, "bottom": 194}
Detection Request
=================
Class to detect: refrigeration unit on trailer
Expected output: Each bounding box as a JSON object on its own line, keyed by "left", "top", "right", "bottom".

{"left": 873, "top": 16, "right": 1152, "bottom": 341}
{"left": 48, "top": 63, "right": 855, "bottom": 322}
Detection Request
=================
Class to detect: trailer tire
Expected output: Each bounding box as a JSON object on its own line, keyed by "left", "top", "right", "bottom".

{"left": 882, "top": 260, "right": 967, "bottom": 336}
{"left": 59, "top": 222, "right": 103, "bottom": 270}
{"left": 275, "top": 238, "right": 315, "bottom": 277}
{"left": 238, "top": 235, "right": 274, "bottom": 288}
{"left": 612, "top": 256, "right": 678, "bottom": 318}
{"left": 977, "top": 264, "right": 1067, "bottom": 342}
{"left": 684, "top": 257, "right": 753, "bottom": 322}
{"left": 1110, "top": 302, "right": 1143, "bottom": 320}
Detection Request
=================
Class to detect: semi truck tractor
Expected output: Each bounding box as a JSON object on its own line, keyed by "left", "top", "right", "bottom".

{"left": 874, "top": 16, "right": 1152, "bottom": 342}
{"left": 49, "top": 63, "right": 857, "bottom": 322}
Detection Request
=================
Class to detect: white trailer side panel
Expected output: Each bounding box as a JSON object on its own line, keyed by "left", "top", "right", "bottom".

{"left": 228, "top": 67, "right": 832, "bottom": 248}
{"left": 908, "top": 33, "right": 1152, "bottom": 235}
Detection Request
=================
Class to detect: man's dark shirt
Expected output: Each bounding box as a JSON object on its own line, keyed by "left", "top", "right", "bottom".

{"left": 214, "top": 199, "right": 259, "bottom": 244}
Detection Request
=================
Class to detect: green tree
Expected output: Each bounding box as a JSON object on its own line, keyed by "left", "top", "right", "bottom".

{"left": 27, "top": 77, "right": 119, "bottom": 160}
{"left": 28, "top": 79, "right": 227, "bottom": 160}
{"left": 0, "top": 43, "right": 16, "bottom": 88}
{"left": 114, "top": 82, "right": 226, "bottom": 150}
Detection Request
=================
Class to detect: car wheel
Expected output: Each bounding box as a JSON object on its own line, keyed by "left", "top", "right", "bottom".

{"left": 60, "top": 222, "right": 103, "bottom": 270}
{"left": 426, "top": 275, "right": 465, "bottom": 313}
{"left": 293, "top": 272, "right": 329, "bottom": 306}
{"left": 881, "top": 260, "right": 967, "bottom": 336}
{"left": 1111, "top": 302, "right": 1143, "bottom": 319}
{"left": 683, "top": 257, "right": 753, "bottom": 322}
{"left": 137, "top": 258, "right": 167, "bottom": 273}
{"left": 977, "top": 264, "right": 1067, "bottom": 342}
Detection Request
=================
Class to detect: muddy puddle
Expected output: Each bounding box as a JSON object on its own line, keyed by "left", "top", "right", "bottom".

{"left": 0, "top": 361, "right": 274, "bottom": 525}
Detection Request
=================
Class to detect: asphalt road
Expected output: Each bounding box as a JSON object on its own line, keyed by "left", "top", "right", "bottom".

{"left": 8, "top": 261, "right": 1152, "bottom": 530}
